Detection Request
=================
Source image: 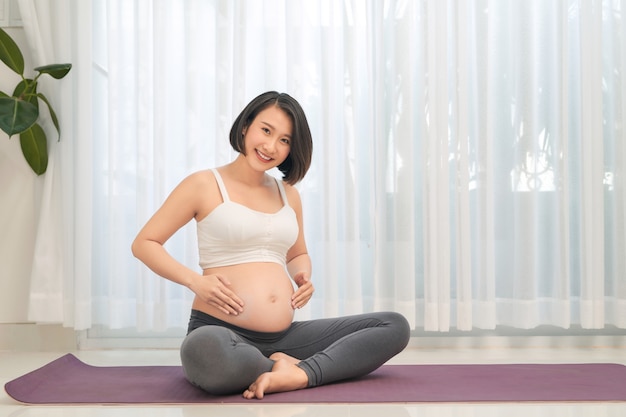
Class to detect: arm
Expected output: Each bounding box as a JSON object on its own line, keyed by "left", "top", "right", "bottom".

{"left": 284, "top": 183, "right": 314, "bottom": 309}
{"left": 287, "top": 253, "right": 313, "bottom": 309}
{"left": 131, "top": 173, "right": 200, "bottom": 287}
{"left": 131, "top": 171, "right": 244, "bottom": 315}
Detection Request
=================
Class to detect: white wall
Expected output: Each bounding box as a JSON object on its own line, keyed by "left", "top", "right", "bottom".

{"left": 0, "top": 27, "right": 38, "bottom": 324}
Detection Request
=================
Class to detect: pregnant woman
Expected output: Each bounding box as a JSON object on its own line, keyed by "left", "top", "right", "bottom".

{"left": 132, "top": 91, "right": 410, "bottom": 399}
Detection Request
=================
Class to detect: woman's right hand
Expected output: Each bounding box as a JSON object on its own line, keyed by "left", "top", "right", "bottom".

{"left": 191, "top": 274, "right": 245, "bottom": 315}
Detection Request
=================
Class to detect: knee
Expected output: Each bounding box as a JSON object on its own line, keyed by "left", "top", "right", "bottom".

{"left": 180, "top": 327, "right": 234, "bottom": 395}
{"left": 180, "top": 326, "right": 224, "bottom": 366}
{"left": 381, "top": 311, "right": 411, "bottom": 350}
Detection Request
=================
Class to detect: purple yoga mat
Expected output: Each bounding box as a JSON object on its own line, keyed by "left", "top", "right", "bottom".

{"left": 5, "top": 353, "right": 626, "bottom": 404}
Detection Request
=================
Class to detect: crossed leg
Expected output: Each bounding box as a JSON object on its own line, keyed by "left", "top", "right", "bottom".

{"left": 243, "top": 312, "right": 411, "bottom": 399}
{"left": 181, "top": 312, "right": 410, "bottom": 399}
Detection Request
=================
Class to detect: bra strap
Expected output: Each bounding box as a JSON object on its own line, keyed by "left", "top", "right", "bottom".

{"left": 211, "top": 169, "right": 230, "bottom": 202}
{"left": 275, "top": 178, "right": 290, "bottom": 207}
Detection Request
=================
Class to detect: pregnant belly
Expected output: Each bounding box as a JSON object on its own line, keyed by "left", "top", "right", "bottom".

{"left": 192, "top": 263, "right": 296, "bottom": 332}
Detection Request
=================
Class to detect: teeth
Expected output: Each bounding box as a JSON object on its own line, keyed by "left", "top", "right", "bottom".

{"left": 257, "top": 150, "right": 272, "bottom": 161}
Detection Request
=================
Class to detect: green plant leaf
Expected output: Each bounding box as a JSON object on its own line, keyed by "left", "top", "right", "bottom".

{"left": 37, "top": 93, "right": 61, "bottom": 140}
{"left": 0, "top": 97, "right": 39, "bottom": 136}
{"left": 13, "top": 79, "right": 39, "bottom": 106}
{"left": 0, "top": 27, "right": 25, "bottom": 75}
{"left": 20, "top": 123, "right": 48, "bottom": 175}
{"left": 34, "top": 63, "right": 72, "bottom": 79}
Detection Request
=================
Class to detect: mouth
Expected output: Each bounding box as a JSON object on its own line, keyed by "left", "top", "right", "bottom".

{"left": 255, "top": 149, "right": 273, "bottom": 162}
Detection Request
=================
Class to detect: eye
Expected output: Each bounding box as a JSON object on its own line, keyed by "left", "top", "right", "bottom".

{"left": 281, "top": 138, "right": 291, "bottom": 145}
{"left": 262, "top": 127, "right": 271, "bottom": 134}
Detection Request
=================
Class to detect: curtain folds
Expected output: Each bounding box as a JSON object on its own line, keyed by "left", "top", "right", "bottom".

{"left": 25, "top": 0, "right": 626, "bottom": 333}
{"left": 19, "top": 0, "right": 92, "bottom": 329}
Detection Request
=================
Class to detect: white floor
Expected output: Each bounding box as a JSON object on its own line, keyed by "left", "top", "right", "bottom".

{"left": 1, "top": 342, "right": 625, "bottom": 417}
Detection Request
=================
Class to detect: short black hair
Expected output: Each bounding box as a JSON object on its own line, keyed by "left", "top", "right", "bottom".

{"left": 229, "top": 91, "right": 313, "bottom": 185}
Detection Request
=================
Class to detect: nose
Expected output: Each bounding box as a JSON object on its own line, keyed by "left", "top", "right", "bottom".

{"left": 262, "top": 138, "right": 278, "bottom": 154}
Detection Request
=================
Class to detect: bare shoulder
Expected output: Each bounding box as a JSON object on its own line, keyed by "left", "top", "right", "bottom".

{"left": 159, "top": 170, "right": 210, "bottom": 208}
{"left": 183, "top": 169, "right": 214, "bottom": 186}
{"left": 182, "top": 169, "right": 222, "bottom": 220}
{"left": 172, "top": 169, "right": 216, "bottom": 196}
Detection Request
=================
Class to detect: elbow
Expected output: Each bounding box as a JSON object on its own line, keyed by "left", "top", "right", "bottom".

{"left": 130, "top": 237, "right": 142, "bottom": 259}
{"left": 131, "top": 236, "right": 163, "bottom": 261}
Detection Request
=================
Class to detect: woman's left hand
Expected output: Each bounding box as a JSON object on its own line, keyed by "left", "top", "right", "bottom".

{"left": 291, "top": 272, "right": 314, "bottom": 309}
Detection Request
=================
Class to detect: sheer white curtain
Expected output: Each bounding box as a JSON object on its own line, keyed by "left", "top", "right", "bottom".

{"left": 18, "top": 0, "right": 92, "bottom": 329}
{"left": 39, "top": 0, "right": 625, "bottom": 333}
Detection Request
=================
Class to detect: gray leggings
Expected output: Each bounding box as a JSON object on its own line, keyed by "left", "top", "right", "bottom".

{"left": 180, "top": 309, "right": 410, "bottom": 395}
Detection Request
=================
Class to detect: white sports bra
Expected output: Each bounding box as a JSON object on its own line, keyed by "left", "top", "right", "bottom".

{"left": 197, "top": 169, "right": 298, "bottom": 269}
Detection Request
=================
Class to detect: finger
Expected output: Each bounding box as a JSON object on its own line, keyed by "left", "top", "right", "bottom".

{"left": 217, "top": 300, "right": 244, "bottom": 315}
{"left": 219, "top": 290, "right": 245, "bottom": 310}
{"left": 223, "top": 291, "right": 247, "bottom": 313}
{"left": 215, "top": 274, "right": 232, "bottom": 286}
{"left": 213, "top": 277, "right": 245, "bottom": 309}
{"left": 292, "top": 284, "right": 313, "bottom": 301}
{"left": 292, "top": 281, "right": 311, "bottom": 295}
{"left": 209, "top": 290, "right": 244, "bottom": 315}
{"left": 291, "top": 292, "right": 312, "bottom": 309}
{"left": 211, "top": 300, "right": 237, "bottom": 315}
{"left": 291, "top": 291, "right": 303, "bottom": 306}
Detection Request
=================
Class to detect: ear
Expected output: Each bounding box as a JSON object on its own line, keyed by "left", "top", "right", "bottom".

{"left": 242, "top": 126, "right": 248, "bottom": 136}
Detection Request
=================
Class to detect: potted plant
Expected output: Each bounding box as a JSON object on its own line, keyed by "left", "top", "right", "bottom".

{"left": 0, "top": 27, "right": 71, "bottom": 175}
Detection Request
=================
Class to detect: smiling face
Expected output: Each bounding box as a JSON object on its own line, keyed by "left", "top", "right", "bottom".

{"left": 242, "top": 105, "right": 293, "bottom": 171}
{"left": 229, "top": 92, "right": 313, "bottom": 184}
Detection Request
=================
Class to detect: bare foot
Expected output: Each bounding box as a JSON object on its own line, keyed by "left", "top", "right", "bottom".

{"left": 242, "top": 358, "right": 308, "bottom": 399}
{"left": 269, "top": 352, "right": 300, "bottom": 365}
